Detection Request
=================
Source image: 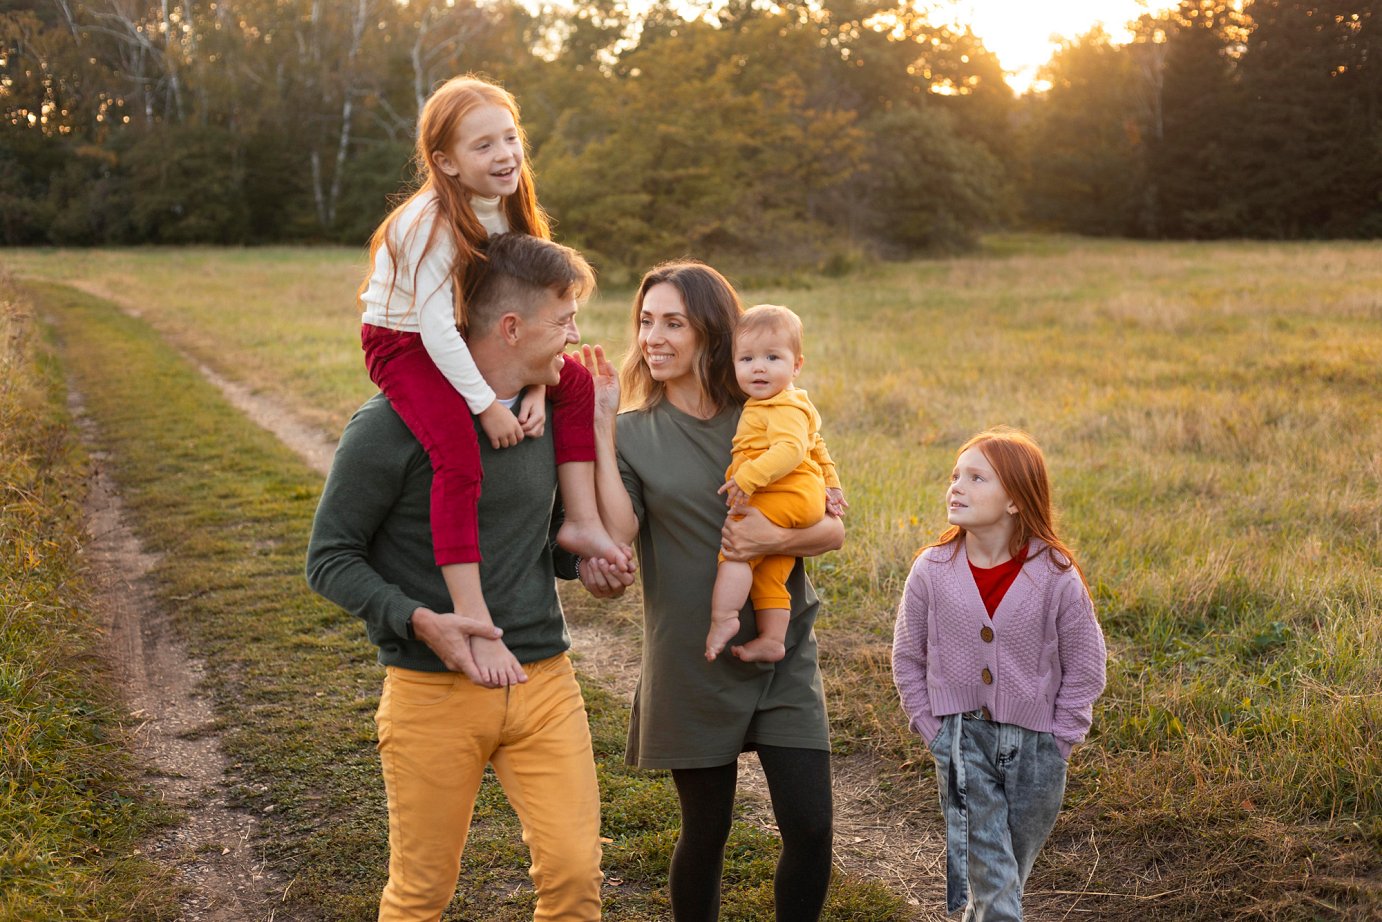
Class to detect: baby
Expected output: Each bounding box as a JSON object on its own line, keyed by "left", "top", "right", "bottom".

{"left": 707, "top": 304, "right": 845, "bottom": 662}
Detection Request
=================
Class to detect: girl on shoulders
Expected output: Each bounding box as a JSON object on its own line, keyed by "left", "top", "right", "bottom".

{"left": 358, "top": 75, "right": 629, "bottom": 687}
{"left": 892, "top": 426, "right": 1106, "bottom": 920}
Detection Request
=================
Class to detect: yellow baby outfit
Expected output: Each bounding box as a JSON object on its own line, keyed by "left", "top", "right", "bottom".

{"left": 724, "top": 387, "right": 841, "bottom": 610}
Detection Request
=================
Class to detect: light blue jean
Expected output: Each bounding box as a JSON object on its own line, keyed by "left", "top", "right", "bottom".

{"left": 929, "top": 712, "right": 1067, "bottom": 921}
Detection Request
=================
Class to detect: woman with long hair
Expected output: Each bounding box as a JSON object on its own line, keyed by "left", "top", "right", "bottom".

{"left": 583, "top": 262, "right": 844, "bottom": 921}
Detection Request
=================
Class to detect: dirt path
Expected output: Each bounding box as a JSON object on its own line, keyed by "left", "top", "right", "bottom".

{"left": 70, "top": 283, "right": 952, "bottom": 919}
{"left": 73, "top": 390, "right": 291, "bottom": 921}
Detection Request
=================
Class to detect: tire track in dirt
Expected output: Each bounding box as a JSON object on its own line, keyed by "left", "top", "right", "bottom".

{"left": 71, "top": 389, "right": 291, "bottom": 921}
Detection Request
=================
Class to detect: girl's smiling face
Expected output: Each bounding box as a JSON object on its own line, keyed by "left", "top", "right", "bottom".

{"left": 638, "top": 283, "right": 700, "bottom": 387}
{"left": 946, "top": 446, "right": 1018, "bottom": 531}
{"left": 432, "top": 103, "right": 523, "bottom": 198}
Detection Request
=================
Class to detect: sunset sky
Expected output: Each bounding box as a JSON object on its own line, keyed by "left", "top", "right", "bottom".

{"left": 944, "top": 0, "right": 1162, "bottom": 92}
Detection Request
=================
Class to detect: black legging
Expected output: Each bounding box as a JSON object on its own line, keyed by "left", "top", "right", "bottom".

{"left": 669, "top": 744, "right": 833, "bottom": 922}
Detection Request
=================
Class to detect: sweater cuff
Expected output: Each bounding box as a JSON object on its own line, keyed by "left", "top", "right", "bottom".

{"left": 389, "top": 597, "right": 422, "bottom": 641}
{"left": 466, "top": 389, "right": 496, "bottom": 416}
{"left": 1054, "top": 736, "right": 1073, "bottom": 761}
{"left": 914, "top": 713, "right": 942, "bottom": 747}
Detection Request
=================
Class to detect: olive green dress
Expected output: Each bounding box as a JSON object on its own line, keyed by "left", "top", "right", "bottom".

{"left": 617, "top": 400, "right": 831, "bottom": 769}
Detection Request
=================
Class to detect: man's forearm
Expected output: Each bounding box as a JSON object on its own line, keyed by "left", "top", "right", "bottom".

{"left": 306, "top": 535, "right": 419, "bottom": 640}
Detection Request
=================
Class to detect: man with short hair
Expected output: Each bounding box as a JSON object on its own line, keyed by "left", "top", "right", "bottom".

{"left": 307, "top": 233, "right": 627, "bottom": 921}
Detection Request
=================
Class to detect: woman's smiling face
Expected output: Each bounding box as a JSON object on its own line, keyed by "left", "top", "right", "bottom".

{"left": 638, "top": 283, "right": 700, "bottom": 387}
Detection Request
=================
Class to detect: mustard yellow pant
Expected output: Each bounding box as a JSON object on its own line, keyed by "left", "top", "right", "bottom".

{"left": 722, "top": 461, "right": 826, "bottom": 610}
{"left": 374, "top": 654, "right": 602, "bottom": 921}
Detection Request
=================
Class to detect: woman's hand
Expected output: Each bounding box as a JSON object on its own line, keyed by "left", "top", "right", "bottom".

{"left": 578, "top": 552, "right": 636, "bottom": 599}
{"left": 580, "top": 344, "right": 620, "bottom": 427}
{"left": 720, "top": 506, "right": 784, "bottom": 560}
{"left": 721, "top": 506, "right": 845, "bottom": 560}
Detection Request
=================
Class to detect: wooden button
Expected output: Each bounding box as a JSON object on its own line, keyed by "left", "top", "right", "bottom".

{"left": 981, "top": 706, "right": 992, "bottom": 720}
{"left": 980, "top": 625, "right": 994, "bottom": 643}
{"left": 981, "top": 667, "right": 993, "bottom": 685}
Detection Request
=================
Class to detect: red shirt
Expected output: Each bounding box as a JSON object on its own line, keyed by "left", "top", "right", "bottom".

{"left": 969, "top": 546, "right": 1028, "bottom": 618}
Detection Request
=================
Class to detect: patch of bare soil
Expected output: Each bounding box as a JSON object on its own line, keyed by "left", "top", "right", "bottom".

{"left": 73, "top": 390, "right": 291, "bottom": 921}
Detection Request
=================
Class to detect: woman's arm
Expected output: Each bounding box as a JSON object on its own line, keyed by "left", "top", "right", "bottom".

{"left": 582, "top": 345, "right": 639, "bottom": 545}
{"left": 719, "top": 506, "right": 844, "bottom": 561}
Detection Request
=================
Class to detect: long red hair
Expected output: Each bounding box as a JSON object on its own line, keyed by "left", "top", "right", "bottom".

{"left": 358, "top": 75, "right": 551, "bottom": 331}
{"left": 926, "top": 427, "right": 1083, "bottom": 578}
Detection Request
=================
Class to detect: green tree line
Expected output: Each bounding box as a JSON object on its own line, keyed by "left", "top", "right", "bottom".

{"left": 1, "top": 0, "right": 1377, "bottom": 265}
{"left": 1024, "top": 0, "right": 1379, "bottom": 239}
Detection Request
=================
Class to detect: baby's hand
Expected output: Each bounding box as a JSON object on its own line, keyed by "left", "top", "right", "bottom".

{"left": 718, "top": 478, "right": 750, "bottom": 512}
{"left": 470, "top": 637, "right": 528, "bottom": 687}
{"left": 478, "top": 401, "right": 524, "bottom": 449}
{"left": 826, "top": 487, "right": 849, "bottom": 518}
{"left": 517, "top": 386, "right": 547, "bottom": 438}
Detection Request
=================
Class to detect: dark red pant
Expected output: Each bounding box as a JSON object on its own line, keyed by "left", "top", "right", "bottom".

{"left": 362, "top": 324, "right": 595, "bottom": 566}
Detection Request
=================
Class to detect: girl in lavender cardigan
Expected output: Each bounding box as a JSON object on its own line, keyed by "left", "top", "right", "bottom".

{"left": 892, "top": 427, "right": 1106, "bottom": 921}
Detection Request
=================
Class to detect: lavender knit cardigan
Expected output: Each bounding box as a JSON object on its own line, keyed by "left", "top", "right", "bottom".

{"left": 892, "top": 539, "right": 1107, "bottom": 759}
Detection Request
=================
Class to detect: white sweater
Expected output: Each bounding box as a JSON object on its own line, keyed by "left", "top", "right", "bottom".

{"left": 359, "top": 191, "right": 508, "bottom": 413}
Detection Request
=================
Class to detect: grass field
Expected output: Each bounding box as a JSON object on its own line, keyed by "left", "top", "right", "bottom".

{"left": 3, "top": 235, "right": 1379, "bottom": 919}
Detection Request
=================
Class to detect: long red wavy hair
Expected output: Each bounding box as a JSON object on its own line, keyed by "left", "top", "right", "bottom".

{"left": 358, "top": 75, "right": 551, "bottom": 331}
{"left": 925, "top": 426, "right": 1083, "bottom": 578}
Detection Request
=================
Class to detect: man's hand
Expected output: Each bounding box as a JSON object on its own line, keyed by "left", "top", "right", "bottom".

{"left": 410, "top": 607, "right": 503, "bottom": 685}
{"left": 578, "top": 551, "right": 635, "bottom": 599}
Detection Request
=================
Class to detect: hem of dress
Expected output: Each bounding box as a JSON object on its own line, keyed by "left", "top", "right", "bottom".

{"left": 626, "top": 734, "right": 831, "bottom": 770}
{"left": 744, "top": 732, "right": 832, "bottom": 753}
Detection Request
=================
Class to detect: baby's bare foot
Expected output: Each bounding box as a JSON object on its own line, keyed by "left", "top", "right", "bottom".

{"left": 705, "top": 616, "right": 740, "bottom": 661}
{"left": 731, "top": 637, "right": 786, "bottom": 663}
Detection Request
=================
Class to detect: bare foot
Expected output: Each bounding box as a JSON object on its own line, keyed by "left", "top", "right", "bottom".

{"left": 471, "top": 637, "right": 528, "bottom": 687}
{"left": 731, "top": 637, "right": 786, "bottom": 663}
{"left": 557, "top": 519, "right": 634, "bottom": 572}
{"left": 705, "top": 615, "right": 740, "bottom": 661}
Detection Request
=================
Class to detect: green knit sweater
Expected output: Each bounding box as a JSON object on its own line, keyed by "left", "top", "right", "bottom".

{"left": 306, "top": 393, "right": 572, "bottom": 669}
